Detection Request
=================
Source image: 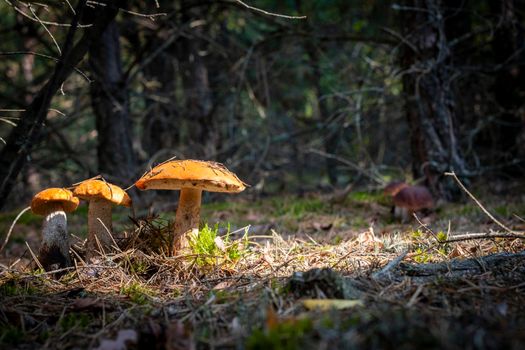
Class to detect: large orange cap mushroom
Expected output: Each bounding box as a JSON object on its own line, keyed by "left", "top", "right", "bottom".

{"left": 135, "top": 159, "right": 246, "bottom": 253}
{"left": 135, "top": 159, "right": 246, "bottom": 193}
{"left": 31, "top": 188, "right": 79, "bottom": 271}
{"left": 73, "top": 179, "right": 132, "bottom": 259}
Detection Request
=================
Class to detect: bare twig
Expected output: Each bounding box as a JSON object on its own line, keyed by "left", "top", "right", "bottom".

{"left": 5, "top": 0, "right": 92, "bottom": 27}
{"left": 371, "top": 248, "right": 409, "bottom": 280}
{"left": 307, "top": 148, "right": 384, "bottom": 184}
{"left": 0, "top": 51, "right": 91, "bottom": 81}
{"left": 445, "top": 172, "right": 519, "bottom": 234}
{"left": 118, "top": 8, "right": 166, "bottom": 19}
{"left": 413, "top": 213, "right": 441, "bottom": 242}
{"left": 235, "top": 0, "right": 306, "bottom": 19}
{"left": 443, "top": 232, "right": 525, "bottom": 243}
{"left": 25, "top": 241, "right": 44, "bottom": 271}
{"left": 0, "top": 206, "right": 31, "bottom": 253}
{"left": 28, "top": 4, "right": 62, "bottom": 55}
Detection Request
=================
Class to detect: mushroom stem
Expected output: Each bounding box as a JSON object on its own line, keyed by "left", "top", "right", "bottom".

{"left": 173, "top": 187, "right": 202, "bottom": 252}
{"left": 38, "top": 204, "right": 71, "bottom": 271}
{"left": 394, "top": 206, "right": 410, "bottom": 223}
{"left": 87, "top": 199, "right": 114, "bottom": 258}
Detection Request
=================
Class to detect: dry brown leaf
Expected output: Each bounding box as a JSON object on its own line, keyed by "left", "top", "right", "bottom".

{"left": 448, "top": 245, "right": 468, "bottom": 259}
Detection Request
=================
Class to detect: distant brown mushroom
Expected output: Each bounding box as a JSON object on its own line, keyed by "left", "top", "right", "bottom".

{"left": 135, "top": 159, "right": 246, "bottom": 253}
{"left": 383, "top": 181, "right": 408, "bottom": 196}
{"left": 31, "top": 188, "right": 79, "bottom": 271}
{"left": 73, "top": 179, "right": 131, "bottom": 258}
{"left": 392, "top": 185, "right": 434, "bottom": 222}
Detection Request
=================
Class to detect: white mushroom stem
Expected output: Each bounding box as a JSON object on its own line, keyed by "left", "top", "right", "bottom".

{"left": 87, "top": 199, "right": 114, "bottom": 258}
{"left": 39, "top": 204, "right": 71, "bottom": 271}
{"left": 394, "top": 206, "right": 412, "bottom": 223}
{"left": 173, "top": 188, "right": 202, "bottom": 252}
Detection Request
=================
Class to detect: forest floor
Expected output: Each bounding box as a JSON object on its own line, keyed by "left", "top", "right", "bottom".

{"left": 1, "top": 185, "right": 525, "bottom": 349}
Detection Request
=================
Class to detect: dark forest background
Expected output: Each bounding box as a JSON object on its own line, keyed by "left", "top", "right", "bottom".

{"left": 0, "top": 0, "right": 524, "bottom": 210}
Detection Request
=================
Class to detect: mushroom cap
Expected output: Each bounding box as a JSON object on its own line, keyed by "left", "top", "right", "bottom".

{"left": 135, "top": 159, "right": 246, "bottom": 193}
{"left": 384, "top": 181, "right": 409, "bottom": 196}
{"left": 393, "top": 185, "right": 434, "bottom": 211}
{"left": 73, "top": 179, "right": 132, "bottom": 207}
{"left": 31, "top": 188, "right": 79, "bottom": 215}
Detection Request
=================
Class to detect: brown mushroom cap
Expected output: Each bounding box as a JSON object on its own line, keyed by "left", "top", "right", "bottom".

{"left": 135, "top": 159, "right": 246, "bottom": 193}
{"left": 393, "top": 185, "right": 434, "bottom": 211}
{"left": 384, "top": 181, "right": 409, "bottom": 196}
{"left": 31, "top": 188, "right": 79, "bottom": 215}
{"left": 73, "top": 179, "right": 131, "bottom": 207}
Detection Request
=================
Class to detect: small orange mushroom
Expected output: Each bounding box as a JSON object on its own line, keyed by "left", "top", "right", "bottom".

{"left": 73, "top": 179, "right": 131, "bottom": 258}
{"left": 31, "top": 188, "right": 79, "bottom": 271}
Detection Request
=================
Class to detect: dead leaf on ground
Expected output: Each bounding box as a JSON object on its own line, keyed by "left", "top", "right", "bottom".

{"left": 448, "top": 245, "right": 468, "bottom": 259}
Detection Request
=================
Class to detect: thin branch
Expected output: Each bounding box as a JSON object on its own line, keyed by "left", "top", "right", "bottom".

{"left": 443, "top": 232, "right": 525, "bottom": 243}
{"left": 0, "top": 206, "right": 31, "bottom": 253}
{"left": 413, "top": 213, "right": 441, "bottom": 242}
{"left": 5, "top": 0, "right": 92, "bottom": 27}
{"left": 371, "top": 248, "right": 409, "bottom": 280}
{"left": 63, "top": 0, "right": 75, "bottom": 14}
{"left": 307, "top": 148, "right": 385, "bottom": 185}
{"left": 235, "top": 0, "right": 306, "bottom": 19}
{"left": 118, "top": 8, "right": 167, "bottom": 19}
{"left": 28, "top": 4, "right": 62, "bottom": 55}
{"left": 445, "top": 172, "right": 518, "bottom": 234}
{"left": 0, "top": 51, "right": 91, "bottom": 82}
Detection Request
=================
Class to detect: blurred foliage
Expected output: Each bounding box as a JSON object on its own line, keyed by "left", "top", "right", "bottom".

{"left": 0, "top": 0, "right": 523, "bottom": 207}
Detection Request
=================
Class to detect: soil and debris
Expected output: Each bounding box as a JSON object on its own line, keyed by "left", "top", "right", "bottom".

{"left": 1, "top": 189, "right": 525, "bottom": 349}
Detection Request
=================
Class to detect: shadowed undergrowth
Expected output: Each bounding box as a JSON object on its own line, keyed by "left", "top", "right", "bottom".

{"left": 1, "top": 190, "right": 525, "bottom": 349}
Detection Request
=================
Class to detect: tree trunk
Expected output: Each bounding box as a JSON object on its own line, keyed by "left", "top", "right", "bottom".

{"left": 0, "top": 1, "right": 122, "bottom": 210}
{"left": 305, "top": 40, "right": 340, "bottom": 186}
{"left": 399, "top": 0, "right": 469, "bottom": 201}
{"left": 186, "top": 44, "right": 213, "bottom": 150}
{"left": 179, "top": 12, "right": 214, "bottom": 157}
{"left": 142, "top": 48, "right": 177, "bottom": 157}
{"left": 488, "top": 0, "right": 525, "bottom": 172}
{"left": 89, "top": 20, "right": 136, "bottom": 183}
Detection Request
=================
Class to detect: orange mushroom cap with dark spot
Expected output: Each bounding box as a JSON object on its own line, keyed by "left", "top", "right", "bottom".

{"left": 384, "top": 181, "right": 409, "bottom": 196}
{"left": 135, "top": 159, "right": 247, "bottom": 193}
{"left": 31, "top": 188, "right": 79, "bottom": 215}
{"left": 393, "top": 185, "right": 434, "bottom": 211}
{"left": 73, "top": 179, "right": 131, "bottom": 207}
